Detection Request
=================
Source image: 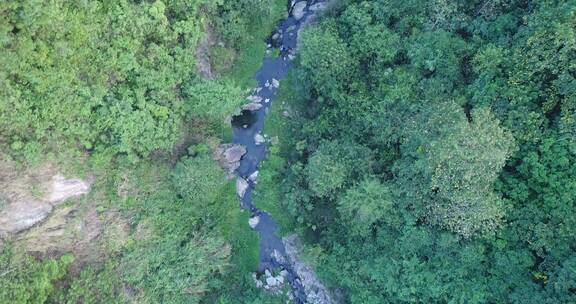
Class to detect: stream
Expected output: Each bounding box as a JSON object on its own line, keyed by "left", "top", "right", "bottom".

{"left": 231, "top": 1, "right": 327, "bottom": 303}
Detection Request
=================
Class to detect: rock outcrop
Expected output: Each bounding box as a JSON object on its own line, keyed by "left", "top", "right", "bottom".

{"left": 254, "top": 133, "right": 266, "bottom": 145}
{"left": 214, "top": 144, "right": 246, "bottom": 178}
{"left": 283, "top": 234, "right": 334, "bottom": 304}
{"left": 0, "top": 174, "right": 91, "bottom": 237}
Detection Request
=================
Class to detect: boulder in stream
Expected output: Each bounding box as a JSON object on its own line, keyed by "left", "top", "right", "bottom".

{"left": 249, "top": 215, "right": 260, "bottom": 229}
{"left": 242, "top": 102, "right": 263, "bottom": 111}
{"left": 292, "top": 1, "right": 307, "bottom": 20}
{"left": 236, "top": 177, "right": 249, "bottom": 198}
{"left": 248, "top": 170, "right": 259, "bottom": 184}
{"left": 254, "top": 133, "right": 266, "bottom": 145}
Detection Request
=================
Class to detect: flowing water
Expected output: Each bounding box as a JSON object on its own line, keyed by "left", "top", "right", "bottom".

{"left": 231, "top": 1, "right": 327, "bottom": 303}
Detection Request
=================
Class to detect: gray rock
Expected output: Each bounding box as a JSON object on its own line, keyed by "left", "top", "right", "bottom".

{"left": 266, "top": 276, "right": 279, "bottom": 287}
{"left": 214, "top": 144, "right": 245, "bottom": 178}
{"left": 283, "top": 234, "right": 334, "bottom": 304}
{"left": 248, "top": 215, "right": 260, "bottom": 229}
{"left": 254, "top": 133, "right": 266, "bottom": 145}
{"left": 0, "top": 175, "right": 91, "bottom": 236}
{"left": 242, "top": 102, "right": 263, "bottom": 111}
{"left": 48, "top": 175, "right": 91, "bottom": 204}
{"left": 0, "top": 201, "right": 52, "bottom": 236}
{"left": 292, "top": 1, "right": 307, "bottom": 20}
{"left": 222, "top": 144, "right": 246, "bottom": 163}
{"left": 272, "top": 78, "right": 280, "bottom": 88}
{"left": 236, "top": 177, "right": 249, "bottom": 198}
{"left": 248, "top": 171, "right": 259, "bottom": 183}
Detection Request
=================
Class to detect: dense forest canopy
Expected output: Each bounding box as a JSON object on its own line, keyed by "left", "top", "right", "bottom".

{"left": 269, "top": 0, "right": 576, "bottom": 302}
{"left": 1, "top": 0, "right": 576, "bottom": 303}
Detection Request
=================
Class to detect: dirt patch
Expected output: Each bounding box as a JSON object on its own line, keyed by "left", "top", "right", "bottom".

{"left": 196, "top": 24, "right": 216, "bottom": 79}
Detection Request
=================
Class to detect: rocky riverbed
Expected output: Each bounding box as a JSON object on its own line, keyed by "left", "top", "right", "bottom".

{"left": 228, "top": 1, "right": 334, "bottom": 303}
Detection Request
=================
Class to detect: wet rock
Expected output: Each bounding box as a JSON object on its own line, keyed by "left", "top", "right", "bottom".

{"left": 248, "top": 171, "right": 259, "bottom": 184}
{"left": 249, "top": 215, "right": 260, "bottom": 229}
{"left": 292, "top": 1, "right": 307, "bottom": 20}
{"left": 247, "top": 95, "right": 263, "bottom": 103}
{"left": 266, "top": 276, "right": 280, "bottom": 287}
{"left": 236, "top": 177, "right": 249, "bottom": 198}
{"left": 242, "top": 102, "right": 263, "bottom": 111}
{"left": 257, "top": 268, "right": 288, "bottom": 291}
{"left": 254, "top": 133, "right": 266, "bottom": 145}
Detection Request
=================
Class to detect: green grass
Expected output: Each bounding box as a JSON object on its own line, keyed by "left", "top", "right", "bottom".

{"left": 216, "top": 182, "right": 260, "bottom": 274}
{"left": 203, "top": 182, "right": 289, "bottom": 304}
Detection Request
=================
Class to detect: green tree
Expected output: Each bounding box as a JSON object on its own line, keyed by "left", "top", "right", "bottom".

{"left": 337, "top": 178, "right": 401, "bottom": 236}
{"left": 426, "top": 107, "right": 515, "bottom": 238}
{"left": 0, "top": 246, "right": 73, "bottom": 304}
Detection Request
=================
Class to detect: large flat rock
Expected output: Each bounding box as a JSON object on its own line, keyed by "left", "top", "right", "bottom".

{"left": 0, "top": 174, "right": 91, "bottom": 237}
